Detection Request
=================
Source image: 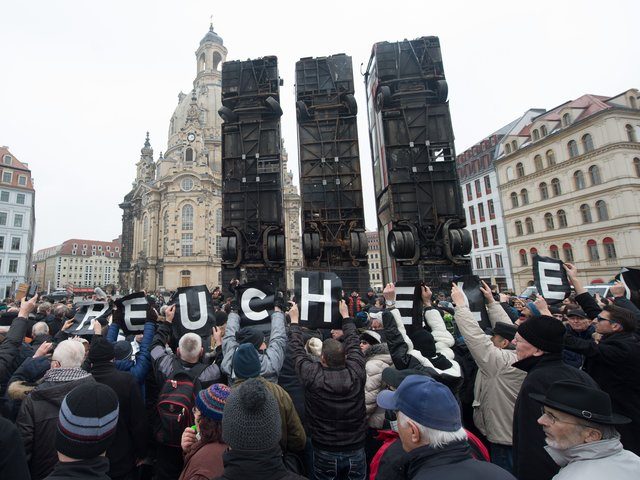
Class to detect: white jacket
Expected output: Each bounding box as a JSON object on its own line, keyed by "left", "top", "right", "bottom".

{"left": 547, "top": 438, "right": 640, "bottom": 480}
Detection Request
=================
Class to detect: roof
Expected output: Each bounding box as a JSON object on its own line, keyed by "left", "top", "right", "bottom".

{"left": 200, "top": 24, "right": 223, "bottom": 46}
{"left": 58, "top": 238, "right": 122, "bottom": 257}
{"left": 0, "top": 146, "right": 35, "bottom": 191}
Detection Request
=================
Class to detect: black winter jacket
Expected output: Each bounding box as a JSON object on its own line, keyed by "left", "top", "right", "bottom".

{"left": 0, "top": 415, "right": 31, "bottom": 480}
{"left": 214, "top": 446, "right": 305, "bottom": 480}
{"left": 43, "top": 457, "right": 111, "bottom": 480}
{"left": 89, "top": 361, "right": 148, "bottom": 478}
{"left": 17, "top": 375, "right": 96, "bottom": 480}
{"left": 403, "top": 441, "right": 515, "bottom": 480}
{"left": 289, "top": 318, "right": 367, "bottom": 451}
{"left": 563, "top": 330, "right": 640, "bottom": 455}
{"left": 0, "top": 315, "right": 29, "bottom": 391}
{"left": 512, "top": 353, "right": 597, "bottom": 480}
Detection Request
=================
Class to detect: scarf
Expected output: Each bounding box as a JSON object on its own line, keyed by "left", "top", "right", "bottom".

{"left": 43, "top": 367, "right": 91, "bottom": 383}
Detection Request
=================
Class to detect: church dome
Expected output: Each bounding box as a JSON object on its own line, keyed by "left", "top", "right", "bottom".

{"left": 200, "top": 25, "right": 223, "bottom": 46}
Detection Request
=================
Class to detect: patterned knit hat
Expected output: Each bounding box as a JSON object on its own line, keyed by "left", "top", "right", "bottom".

{"left": 222, "top": 378, "right": 281, "bottom": 450}
{"left": 56, "top": 383, "right": 119, "bottom": 459}
{"left": 196, "top": 383, "right": 230, "bottom": 420}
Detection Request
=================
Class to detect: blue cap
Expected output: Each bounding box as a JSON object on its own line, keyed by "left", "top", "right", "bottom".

{"left": 377, "top": 375, "right": 461, "bottom": 432}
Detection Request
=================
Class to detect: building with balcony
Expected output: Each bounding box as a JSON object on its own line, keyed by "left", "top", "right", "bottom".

{"left": 494, "top": 89, "right": 640, "bottom": 293}
{"left": 457, "top": 110, "right": 544, "bottom": 291}
{"left": 0, "top": 146, "right": 36, "bottom": 298}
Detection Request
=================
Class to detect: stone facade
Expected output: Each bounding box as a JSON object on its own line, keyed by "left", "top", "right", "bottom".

{"left": 119, "top": 26, "right": 301, "bottom": 292}
{"left": 366, "top": 230, "right": 383, "bottom": 292}
{"left": 494, "top": 89, "right": 640, "bottom": 293}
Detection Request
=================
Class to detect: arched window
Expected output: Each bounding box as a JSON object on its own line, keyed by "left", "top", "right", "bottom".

{"left": 516, "top": 162, "right": 525, "bottom": 178}
{"left": 525, "top": 217, "right": 534, "bottom": 234}
{"left": 546, "top": 149, "right": 556, "bottom": 166}
{"left": 596, "top": 200, "right": 609, "bottom": 221}
{"left": 568, "top": 140, "right": 579, "bottom": 158}
{"left": 551, "top": 178, "right": 562, "bottom": 196}
{"left": 603, "top": 237, "right": 617, "bottom": 259}
{"left": 582, "top": 133, "right": 594, "bottom": 152}
{"left": 540, "top": 125, "right": 548, "bottom": 137}
{"left": 587, "top": 239, "right": 599, "bottom": 261}
{"left": 534, "top": 155, "right": 543, "bottom": 171}
{"left": 563, "top": 243, "right": 574, "bottom": 262}
{"left": 532, "top": 129, "right": 540, "bottom": 141}
{"left": 510, "top": 192, "right": 519, "bottom": 208}
{"left": 580, "top": 204, "right": 593, "bottom": 224}
{"left": 519, "top": 249, "right": 528, "bottom": 266}
{"left": 216, "top": 208, "right": 223, "bottom": 233}
{"left": 539, "top": 182, "right": 549, "bottom": 200}
{"left": 557, "top": 209, "right": 568, "bottom": 228}
{"left": 530, "top": 247, "right": 538, "bottom": 262}
{"left": 212, "top": 51, "right": 223, "bottom": 71}
{"left": 574, "top": 170, "right": 586, "bottom": 190}
{"left": 185, "top": 147, "right": 194, "bottom": 162}
{"left": 515, "top": 220, "right": 523, "bottom": 236}
{"left": 182, "top": 204, "right": 194, "bottom": 230}
{"left": 562, "top": 112, "right": 571, "bottom": 126}
{"left": 505, "top": 143, "right": 512, "bottom": 154}
{"left": 550, "top": 244, "right": 560, "bottom": 259}
{"left": 142, "top": 215, "right": 149, "bottom": 256}
{"left": 634, "top": 158, "right": 640, "bottom": 177}
{"left": 626, "top": 124, "right": 637, "bottom": 142}
{"left": 511, "top": 140, "right": 518, "bottom": 151}
{"left": 198, "top": 53, "right": 206, "bottom": 72}
{"left": 589, "top": 165, "right": 602, "bottom": 185}
{"left": 544, "top": 213, "right": 555, "bottom": 230}
{"left": 520, "top": 188, "right": 529, "bottom": 205}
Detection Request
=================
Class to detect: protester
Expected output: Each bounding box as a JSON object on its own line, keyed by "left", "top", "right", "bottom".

{"left": 376, "top": 374, "right": 516, "bottom": 479}
{"left": 450, "top": 281, "right": 525, "bottom": 472}
{"left": 289, "top": 300, "right": 367, "bottom": 480}
{"left": 179, "top": 383, "right": 230, "bottom": 480}
{"left": 532, "top": 380, "right": 640, "bottom": 479}
{"left": 17, "top": 338, "right": 96, "bottom": 480}
{"left": 512, "top": 311, "right": 598, "bottom": 480}
{"left": 88, "top": 336, "right": 148, "bottom": 480}
{"left": 562, "top": 309, "right": 594, "bottom": 368}
{"left": 0, "top": 295, "right": 36, "bottom": 391}
{"left": 221, "top": 304, "right": 287, "bottom": 384}
{"left": 44, "top": 383, "right": 119, "bottom": 480}
{"left": 0, "top": 415, "right": 30, "bottom": 480}
{"left": 215, "top": 378, "right": 306, "bottom": 479}
{"left": 362, "top": 330, "right": 393, "bottom": 429}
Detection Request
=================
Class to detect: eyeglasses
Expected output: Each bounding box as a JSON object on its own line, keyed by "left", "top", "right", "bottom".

{"left": 596, "top": 315, "right": 615, "bottom": 323}
{"left": 540, "top": 407, "right": 591, "bottom": 427}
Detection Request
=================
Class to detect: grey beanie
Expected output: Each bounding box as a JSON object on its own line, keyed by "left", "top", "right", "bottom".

{"left": 222, "top": 378, "right": 281, "bottom": 450}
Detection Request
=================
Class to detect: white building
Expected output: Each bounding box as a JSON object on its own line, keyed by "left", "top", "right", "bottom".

{"left": 366, "top": 230, "right": 383, "bottom": 292}
{"left": 0, "top": 146, "right": 36, "bottom": 298}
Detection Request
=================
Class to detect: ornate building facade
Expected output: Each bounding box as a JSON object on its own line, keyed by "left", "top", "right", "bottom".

{"left": 119, "top": 26, "right": 301, "bottom": 292}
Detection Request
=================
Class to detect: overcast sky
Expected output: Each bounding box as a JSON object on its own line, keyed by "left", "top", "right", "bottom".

{"left": 1, "top": 0, "right": 637, "bottom": 251}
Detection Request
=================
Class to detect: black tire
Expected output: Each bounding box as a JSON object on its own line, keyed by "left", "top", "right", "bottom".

{"left": 436, "top": 80, "right": 448, "bottom": 103}
{"left": 311, "top": 233, "right": 321, "bottom": 258}
{"left": 265, "top": 96, "right": 283, "bottom": 117}
{"left": 343, "top": 94, "right": 357, "bottom": 116}
{"left": 221, "top": 236, "right": 237, "bottom": 261}
{"left": 388, "top": 230, "right": 404, "bottom": 258}
{"left": 401, "top": 231, "right": 416, "bottom": 258}
{"left": 375, "top": 85, "right": 391, "bottom": 111}
{"left": 350, "top": 232, "right": 360, "bottom": 257}
{"left": 296, "top": 100, "right": 310, "bottom": 122}
{"left": 358, "top": 232, "right": 369, "bottom": 257}
{"left": 275, "top": 235, "right": 285, "bottom": 260}
{"left": 459, "top": 229, "right": 472, "bottom": 255}
{"left": 267, "top": 235, "right": 277, "bottom": 260}
{"left": 218, "top": 106, "right": 238, "bottom": 123}
{"left": 302, "top": 233, "right": 313, "bottom": 258}
{"left": 449, "top": 229, "right": 462, "bottom": 255}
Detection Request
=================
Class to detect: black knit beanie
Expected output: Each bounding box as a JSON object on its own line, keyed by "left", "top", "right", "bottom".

{"left": 232, "top": 343, "right": 261, "bottom": 379}
{"left": 56, "top": 383, "right": 119, "bottom": 459}
{"left": 235, "top": 327, "right": 265, "bottom": 350}
{"left": 88, "top": 337, "right": 115, "bottom": 364}
{"left": 222, "top": 378, "right": 281, "bottom": 450}
{"left": 517, "top": 315, "right": 565, "bottom": 353}
{"left": 114, "top": 341, "right": 133, "bottom": 361}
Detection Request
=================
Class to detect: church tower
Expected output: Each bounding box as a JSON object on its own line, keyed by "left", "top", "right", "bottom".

{"left": 135, "top": 132, "right": 156, "bottom": 183}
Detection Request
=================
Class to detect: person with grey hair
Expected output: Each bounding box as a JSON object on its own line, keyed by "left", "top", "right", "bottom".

{"left": 150, "top": 304, "right": 221, "bottom": 480}
{"left": 532, "top": 380, "right": 640, "bottom": 479}
{"left": 16, "top": 339, "right": 96, "bottom": 480}
{"left": 376, "top": 375, "right": 515, "bottom": 480}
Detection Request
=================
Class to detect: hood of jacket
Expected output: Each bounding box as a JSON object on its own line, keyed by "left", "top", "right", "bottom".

{"left": 220, "top": 445, "right": 289, "bottom": 479}
{"left": 545, "top": 438, "right": 624, "bottom": 468}
{"left": 7, "top": 380, "right": 37, "bottom": 400}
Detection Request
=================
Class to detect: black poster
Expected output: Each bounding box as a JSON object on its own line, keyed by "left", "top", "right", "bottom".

{"left": 234, "top": 281, "right": 275, "bottom": 327}
{"left": 294, "top": 271, "right": 342, "bottom": 329}
{"left": 172, "top": 285, "right": 215, "bottom": 338}
{"left": 618, "top": 267, "right": 640, "bottom": 307}
{"left": 455, "top": 275, "right": 490, "bottom": 329}
{"left": 533, "top": 254, "right": 571, "bottom": 305}
{"left": 394, "top": 281, "right": 421, "bottom": 326}
{"left": 70, "top": 302, "right": 110, "bottom": 336}
{"left": 113, "top": 292, "right": 150, "bottom": 335}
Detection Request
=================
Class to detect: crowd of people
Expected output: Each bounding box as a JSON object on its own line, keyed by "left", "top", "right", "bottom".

{"left": 0, "top": 262, "right": 639, "bottom": 480}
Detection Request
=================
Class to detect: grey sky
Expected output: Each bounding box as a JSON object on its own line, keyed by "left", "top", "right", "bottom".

{"left": 1, "top": 0, "right": 637, "bottom": 251}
